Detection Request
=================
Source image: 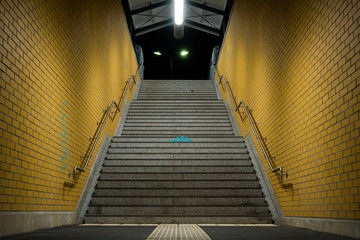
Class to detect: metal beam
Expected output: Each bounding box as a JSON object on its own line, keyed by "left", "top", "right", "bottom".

{"left": 186, "top": 0, "right": 225, "bottom": 15}
{"left": 184, "top": 19, "right": 220, "bottom": 36}
{"left": 135, "top": 19, "right": 173, "bottom": 36}
{"left": 131, "top": 0, "right": 172, "bottom": 15}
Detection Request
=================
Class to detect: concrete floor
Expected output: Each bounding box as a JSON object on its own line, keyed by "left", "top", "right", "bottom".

{"left": 0, "top": 224, "right": 358, "bottom": 240}
{"left": 200, "top": 225, "right": 359, "bottom": 240}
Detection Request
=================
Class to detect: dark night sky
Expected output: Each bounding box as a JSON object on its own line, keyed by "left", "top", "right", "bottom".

{"left": 135, "top": 25, "right": 219, "bottom": 80}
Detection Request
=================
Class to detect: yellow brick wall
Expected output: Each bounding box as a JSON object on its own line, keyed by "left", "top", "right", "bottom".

{"left": 0, "top": 0, "right": 138, "bottom": 211}
{"left": 217, "top": 0, "right": 360, "bottom": 219}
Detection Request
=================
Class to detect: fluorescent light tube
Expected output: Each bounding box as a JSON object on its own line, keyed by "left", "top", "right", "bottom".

{"left": 174, "top": 0, "right": 184, "bottom": 25}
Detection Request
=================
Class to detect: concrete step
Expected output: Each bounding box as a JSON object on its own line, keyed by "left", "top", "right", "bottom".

{"left": 131, "top": 100, "right": 223, "bottom": 103}
{"left": 130, "top": 103, "right": 224, "bottom": 107}
{"left": 103, "top": 159, "right": 252, "bottom": 166}
{"left": 138, "top": 92, "right": 217, "bottom": 94}
{"left": 137, "top": 93, "right": 217, "bottom": 96}
{"left": 139, "top": 89, "right": 216, "bottom": 91}
{"left": 138, "top": 91, "right": 216, "bottom": 94}
{"left": 139, "top": 85, "right": 214, "bottom": 86}
{"left": 140, "top": 85, "right": 215, "bottom": 87}
{"left": 139, "top": 88, "right": 215, "bottom": 90}
{"left": 139, "top": 89, "right": 215, "bottom": 90}
{"left": 98, "top": 173, "right": 257, "bottom": 181}
{"left": 107, "top": 148, "right": 248, "bottom": 154}
{"left": 120, "top": 131, "right": 234, "bottom": 136}
{"left": 101, "top": 166, "right": 255, "bottom": 173}
{"left": 95, "top": 180, "right": 260, "bottom": 189}
{"left": 141, "top": 83, "right": 214, "bottom": 86}
{"left": 105, "top": 153, "right": 250, "bottom": 160}
{"left": 125, "top": 116, "right": 230, "bottom": 120}
{"left": 122, "top": 127, "right": 233, "bottom": 132}
{"left": 92, "top": 188, "right": 263, "bottom": 197}
{"left": 111, "top": 137, "right": 244, "bottom": 142}
{"left": 129, "top": 108, "right": 226, "bottom": 111}
{"left": 141, "top": 79, "right": 213, "bottom": 81}
{"left": 137, "top": 94, "right": 218, "bottom": 97}
{"left": 140, "top": 83, "right": 213, "bottom": 84}
{"left": 139, "top": 87, "right": 215, "bottom": 89}
{"left": 126, "top": 112, "right": 227, "bottom": 116}
{"left": 129, "top": 107, "right": 226, "bottom": 110}
{"left": 130, "top": 103, "right": 224, "bottom": 106}
{"left": 90, "top": 197, "right": 267, "bottom": 206}
{"left": 140, "top": 86, "right": 215, "bottom": 87}
{"left": 135, "top": 98, "right": 220, "bottom": 101}
{"left": 138, "top": 96, "right": 217, "bottom": 101}
{"left": 124, "top": 123, "right": 232, "bottom": 127}
{"left": 137, "top": 95, "right": 216, "bottom": 97}
{"left": 110, "top": 142, "right": 245, "bottom": 148}
{"left": 140, "top": 86, "right": 215, "bottom": 88}
{"left": 125, "top": 120, "right": 231, "bottom": 124}
{"left": 140, "top": 84, "right": 214, "bottom": 86}
{"left": 136, "top": 97, "right": 218, "bottom": 100}
{"left": 87, "top": 206, "right": 269, "bottom": 215}
{"left": 84, "top": 215, "right": 273, "bottom": 224}
{"left": 139, "top": 90, "right": 216, "bottom": 92}
{"left": 121, "top": 129, "right": 235, "bottom": 135}
{"left": 139, "top": 87, "right": 215, "bottom": 90}
{"left": 130, "top": 101, "right": 223, "bottom": 104}
{"left": 141, "top": 86, "right": 214, "bottom": 87}
{"left": 137, "top": 92, "right": 216, "bottom": 94}
{"left": 141, "top": 82, "right": 214, "bottom": 85}
{"left": 140, "top": 84, "right": 215, "bottom": 86}
{"left": 128, "top": 109, "right": 227, "bottom": 113}
{"left": 128, "top": 109, "right": 225, "bottom": 112}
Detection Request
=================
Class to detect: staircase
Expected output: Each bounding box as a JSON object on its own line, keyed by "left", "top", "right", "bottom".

{"left": 85, "top": 80, "right": 272, "bottom": 224}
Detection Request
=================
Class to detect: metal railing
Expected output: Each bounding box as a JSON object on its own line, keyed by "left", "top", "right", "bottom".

{"left": 211, "top": 64, "right": 286, "bottom": 180}
{"left": 73, "top": 64, "right": 143, "bottom": 180}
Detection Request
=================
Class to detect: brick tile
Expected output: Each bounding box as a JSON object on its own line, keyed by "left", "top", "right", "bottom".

{"left": 217, "top": 0, "right": 360, "bottom": 219}
{"left": 0, "top": 0, "right": 138, "bottom": 212}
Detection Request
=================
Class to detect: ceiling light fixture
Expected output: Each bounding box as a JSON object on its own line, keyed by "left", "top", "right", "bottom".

{"left": 180, "top": 50, "right": 189, "bottom": 56}
{"left": 174, "top": 0, "right": 184, "bottom": 25}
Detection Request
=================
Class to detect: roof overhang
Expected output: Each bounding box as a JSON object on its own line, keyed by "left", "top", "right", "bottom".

{"left": 127, "top": 0, "right": 228, "bottom": 36}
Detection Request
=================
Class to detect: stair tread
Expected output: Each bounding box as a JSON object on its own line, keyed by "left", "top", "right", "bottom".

{"left": 85, "top": 214, "right": 272, "bottom": 217}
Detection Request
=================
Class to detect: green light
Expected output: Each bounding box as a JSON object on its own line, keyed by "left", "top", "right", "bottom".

{"left": 153, "top": 51, "right": 162, "bottom": 56}
{"left": 180, "top": 50, "right": 189, "bottom": 56}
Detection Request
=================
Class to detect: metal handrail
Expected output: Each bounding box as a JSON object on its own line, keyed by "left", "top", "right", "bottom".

{"left": 73, "top": 63, "right": 143, "bottom": 180}
{"left": 211, "top": 64, "right": 285, "bottom": 180}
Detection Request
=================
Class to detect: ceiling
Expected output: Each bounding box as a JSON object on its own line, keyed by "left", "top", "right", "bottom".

{"left": 127, "top": 0, "right": 228, "bottom": 36}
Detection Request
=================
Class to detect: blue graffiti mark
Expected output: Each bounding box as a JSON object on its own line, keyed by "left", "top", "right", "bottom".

{"left": 60, "top": 101, "right": 69, "bottom": 170}
{"left": 171, "top": 136, "right": 192, "bottom": 142}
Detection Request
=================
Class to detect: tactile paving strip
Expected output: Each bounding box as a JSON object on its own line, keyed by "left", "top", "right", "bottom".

{"left": 146, "top": 224, "right": 212, "bottom": 240}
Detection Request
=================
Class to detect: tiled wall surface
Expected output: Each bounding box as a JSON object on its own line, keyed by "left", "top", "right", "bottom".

{"left": 217, "top": 0, "right": 359, "bottom": 219}
{"left": 0, "top": 0, "right": 138, "bottom": 212}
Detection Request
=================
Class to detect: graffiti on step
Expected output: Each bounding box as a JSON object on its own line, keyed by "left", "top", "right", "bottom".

{"left": 171, "top": 136, "right": 192, "bottom": 142}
